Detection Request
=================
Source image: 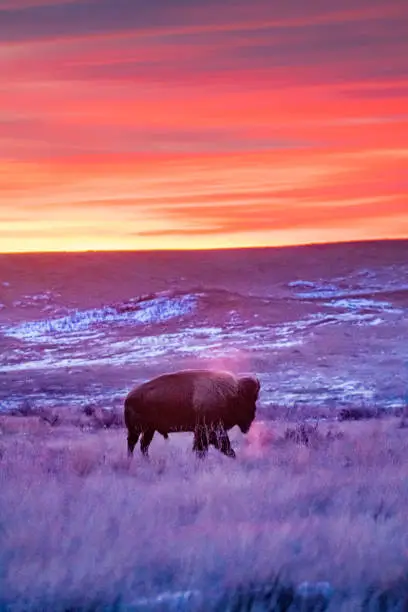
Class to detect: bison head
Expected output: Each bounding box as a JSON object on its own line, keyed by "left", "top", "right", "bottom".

{"left": 236, "top": 375, "right": 260, "bottom": 433}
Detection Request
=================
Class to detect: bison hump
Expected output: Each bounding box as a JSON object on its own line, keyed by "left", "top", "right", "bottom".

{"left": 192, "top": 372, "right": 237, "bottom": 415}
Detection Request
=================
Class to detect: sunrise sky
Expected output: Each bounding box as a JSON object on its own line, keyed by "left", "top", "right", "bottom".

{"left": 0, "top": 0, "right": 407, "bottom": 252}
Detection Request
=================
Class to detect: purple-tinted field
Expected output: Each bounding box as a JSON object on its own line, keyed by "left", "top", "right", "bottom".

{"left": 1, "top": 240, "right": 408, "bottom": 609}
{"left": 1, "top": 415, "right": 408, "bottom": 610}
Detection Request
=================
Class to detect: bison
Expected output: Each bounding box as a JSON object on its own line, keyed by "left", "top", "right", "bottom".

{"left": 124, "top": 369, "right": 260, "bottom": 459}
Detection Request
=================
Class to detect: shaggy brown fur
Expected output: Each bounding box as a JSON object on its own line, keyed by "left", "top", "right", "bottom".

{"left": 124, "top": 369, "right": 260, "bottom": 458}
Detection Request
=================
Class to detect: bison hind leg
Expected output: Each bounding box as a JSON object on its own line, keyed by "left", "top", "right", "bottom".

{"left": 127, "top": 430, "right": 141, "bottom": 457}
{"left": 140, "top": 429, "right": 155, "bottom": 457}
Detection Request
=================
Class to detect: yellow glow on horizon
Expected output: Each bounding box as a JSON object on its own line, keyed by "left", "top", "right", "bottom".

{"left": 1, "top": 219, "right": 407, "bottom": 254}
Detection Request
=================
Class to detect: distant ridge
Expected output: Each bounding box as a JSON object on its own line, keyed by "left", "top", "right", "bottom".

{"left": 0, "top": 237, "right": 407, "bottom": 257}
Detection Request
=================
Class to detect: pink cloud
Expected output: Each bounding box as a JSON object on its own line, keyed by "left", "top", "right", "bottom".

{"left": 0, "top": 0, "right": 407, "bottom": 250}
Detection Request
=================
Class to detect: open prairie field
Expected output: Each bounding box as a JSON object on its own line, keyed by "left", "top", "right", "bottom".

{"left": 1, "top": 242, "right": 408, "bottom": 609}
{"left": 1, "top": 412, "right": 408, "bottom": 610}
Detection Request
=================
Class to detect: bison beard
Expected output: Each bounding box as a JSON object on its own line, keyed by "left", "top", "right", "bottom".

{"left": 124, "top": 369, "right": 260, "bottom": 459}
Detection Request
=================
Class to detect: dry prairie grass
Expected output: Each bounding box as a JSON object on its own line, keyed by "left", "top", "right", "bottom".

{"left": 0, "top": 414, "right": 408, "bottom": 610}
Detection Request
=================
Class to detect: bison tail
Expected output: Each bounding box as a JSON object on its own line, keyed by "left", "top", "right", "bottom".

{"left": 124, "top": 395, "right": 144, "bottom": 430}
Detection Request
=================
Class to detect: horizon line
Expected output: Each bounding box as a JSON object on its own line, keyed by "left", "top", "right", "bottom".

{"left": 1, "top": 236, "right": 407, "bottom": 256}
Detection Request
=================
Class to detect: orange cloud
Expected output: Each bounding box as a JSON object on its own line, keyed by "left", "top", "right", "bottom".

{"left": 0, "top": 1, "right": 407, "bottom": 251}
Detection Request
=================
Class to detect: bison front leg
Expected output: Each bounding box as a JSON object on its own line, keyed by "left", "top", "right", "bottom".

{"left": 140, "top": 429, "right": 155, "bottom": 457}
{"left": 193, "top": 424, "right": 209, "bottom": 459}
{"left": 212, "top": 427, "right": 236, "bottom": 459}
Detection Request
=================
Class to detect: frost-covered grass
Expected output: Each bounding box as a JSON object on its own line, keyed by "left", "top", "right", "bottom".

{"left": 1, "top": 416, "right": 408, "bottom": 610}
{"left": 2, "top": 293, "right": 198, "bottom": 342}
